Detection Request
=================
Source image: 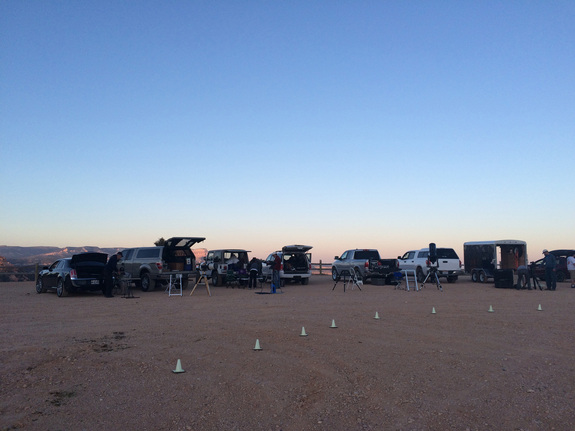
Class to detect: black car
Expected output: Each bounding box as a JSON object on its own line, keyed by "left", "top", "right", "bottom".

{"left": 531, "top": 249, "right": 575, "bottom": 283}
{"left": 36, "top": 252, "right": 108, "bottom": 297}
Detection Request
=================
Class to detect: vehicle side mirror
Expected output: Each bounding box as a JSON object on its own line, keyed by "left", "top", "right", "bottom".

{"left": 397, "top": 256, "right": 401, "bottom": 259}
{"left": 334, "top": 256, "right": 339, "bottom": 260}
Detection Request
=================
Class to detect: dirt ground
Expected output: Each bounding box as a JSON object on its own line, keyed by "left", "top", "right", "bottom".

{"left": 1, "top": 276, "right": 574, "bottom": 431}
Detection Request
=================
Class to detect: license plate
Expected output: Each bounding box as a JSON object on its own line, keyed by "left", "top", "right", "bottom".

{"left": 91, "top": 280, "right": 100, "bottom": 285}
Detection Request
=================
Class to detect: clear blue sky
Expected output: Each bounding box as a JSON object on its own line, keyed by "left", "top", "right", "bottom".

{"left": 1, "top": 1, "right": 573, "bottom": 263}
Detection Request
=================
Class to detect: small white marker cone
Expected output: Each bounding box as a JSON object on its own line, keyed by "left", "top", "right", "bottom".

{"left": 330, "top": 319, "right": 337, "bottom": 328}
{"left": 431, "top": 307, "right": 436, "bottom": 314}
{"left": 374, "top": 311, "right": 380, "bottom": 319}
{"left": 488, "top": 305, "right": 494, "bottom": 313}
{"left": 300, "top": 326, "right": 308, "bottom": 336}
{"left": 537, "top": 304, "right": 542, "bottom": 311}
{"left": 253, "top": 339, "right": 262, "bottom": 350}
{"left": 172, "top": 359, "right": 185, "bottom": 373}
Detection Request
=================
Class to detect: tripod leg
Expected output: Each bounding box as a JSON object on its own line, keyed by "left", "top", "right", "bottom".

{"left": 421, "top": 271, "right": 431, "bottom": 288}
{"left": 435, "top": 272, "right": 443, "bottom": 291}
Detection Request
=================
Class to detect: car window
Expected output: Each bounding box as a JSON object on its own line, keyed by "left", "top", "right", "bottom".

{"left": 49, "top": 261, "right": 60, "bottom": 270}
{"left": 418, "top": 251, "right": 429, "bottom": 258}
{"left": 437, "top": 248, "right": 459, "bottom": 259}
{"left": 401, "top": 251, "right": 415, "bottom": 260}
{"left": 340, "top": 251, "right": 348, "bottom": 259}
{"left": 136, "top": 248, "right": 161, "bottom": 259}
{"left": 59, "top": 260, "right": 71, "bottom": 269}
{"left": 123, "top": 249, "right": 134, "bottom": 260}
{"left": 355, "top": 250, "right": 379, "bottom": 260}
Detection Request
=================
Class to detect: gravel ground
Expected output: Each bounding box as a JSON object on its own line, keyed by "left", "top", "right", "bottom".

{"left": 1, "top": 276, "right": 574, "bottom": 431}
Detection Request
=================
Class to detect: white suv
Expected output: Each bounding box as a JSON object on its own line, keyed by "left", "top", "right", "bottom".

{"left": 261, "top": 245, "right": 312, "bottom": 286}
{"left": 398, "top": 247, "right": 463, "bottom": 283}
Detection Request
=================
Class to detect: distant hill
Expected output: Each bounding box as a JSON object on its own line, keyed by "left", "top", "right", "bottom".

{"left": 0, "top": 245, "right": 123, "bottom": 266}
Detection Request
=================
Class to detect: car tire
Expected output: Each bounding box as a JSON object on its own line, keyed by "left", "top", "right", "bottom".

{"left": 140, "top": 272, "right": 152, "bottom": 292}
{"left": 447, "top": 276, "right": 458, "bottom": 283}
{"left": 56, "top": 278, "right": 69, "bottom": 297}
{"left": 479, "top": 271, "right": 487, "bottom": 283}
{"left": 301, "top": 278, "right": 309, "bottom": 285}
{"left": 557, "top": 271, "right": 566, "bottom": 283}
{"left": 331, "top": 267, "right": 338, "bottom": 281}
{"left": 36, "top": 277, "right": 46, "bottom": 293}
{"left": 471, "top": 271, "right": 478, "bottom": 282}
{"left": 416, "top": 267, "right": 425, "bottom": 283}
{"left": 211, "top": 270, "right": 220, "bottom": 287}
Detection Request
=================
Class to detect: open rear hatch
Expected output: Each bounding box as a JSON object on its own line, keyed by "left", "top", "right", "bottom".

{"left": 281, "top": 245, "right": 313, "bottom": 274}
{"left": 71, "top": 252, "right": 108, "bottom": 277}
{"left": 164, "top": 237, "right": 207, "bottom": 270}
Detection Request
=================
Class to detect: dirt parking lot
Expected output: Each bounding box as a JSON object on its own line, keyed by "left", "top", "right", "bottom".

{"left": 1, "top": 276, "right": 574, "bottom": 431}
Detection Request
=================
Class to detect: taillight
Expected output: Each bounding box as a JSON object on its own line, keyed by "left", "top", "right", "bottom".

{"left": 156, "top": 262, "right": 163, "bottom": 270}
{"left": 364, "top": 261, "right": 369, "bottom": 268}
{"left": 426, "top": 259, "right": 431, "bottom": 266}
{"left": 459, "top": 260, "right": 462, "bottom": 268}
{"left": 70, "top": 269, "right": 77, "bottom": 280}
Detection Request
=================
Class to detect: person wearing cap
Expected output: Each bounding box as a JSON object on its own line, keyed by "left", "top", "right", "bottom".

{"left": 567, "top": 251, "right": 575, "bottom": 289}
{"left": 103, "top": 251, "right": 123, "bottom": 298}
{"left": 542, "top": 249, "right": 557, "bottom": 291}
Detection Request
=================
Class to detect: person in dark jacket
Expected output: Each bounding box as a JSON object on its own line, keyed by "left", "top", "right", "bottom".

{"left": 248, "top": 257, "right": 262, "bottom": 289}
{"left": 103, "top": 252, "right": 123, "bottom": 298}
{"left": 542, "top": 249, "right": 557, "bottom": 291}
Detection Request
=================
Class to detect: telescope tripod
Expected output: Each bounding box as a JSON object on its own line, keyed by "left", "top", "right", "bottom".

{"left": 421, "top": 266, "right": 443, "bottom": 291}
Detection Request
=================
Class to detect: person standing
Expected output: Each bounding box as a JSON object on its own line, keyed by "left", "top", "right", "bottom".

{"left": 542, "top": 249, "right": 557, "bottom": 291}
{"left": 248, "top": 257, "right": 262, "bottom": 289}
{"left": 104, "top": 251, "right": 123, "bottom": 298}
{"left": 271, "top": 252, "right": 282, "bottom": 294}
{"left": 567, "top": 251, "right": 575, "bottom": 289}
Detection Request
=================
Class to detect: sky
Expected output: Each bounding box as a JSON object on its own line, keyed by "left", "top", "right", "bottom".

{"left": 1, "top": 1, "right": 574, "bottom": 264}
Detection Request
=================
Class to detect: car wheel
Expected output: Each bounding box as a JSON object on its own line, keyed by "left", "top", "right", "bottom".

{"left": 479, "top": 271, "right": 486, "bottom": 283}
{"left": 447, "top": 276, "right": 458, "bottom": 283}
{"left": 36, "top": 277, "right": 46, "bottom": 293}
{"left": 211, "top": 270, "right": 220, "bottom": 287}
{"left": 56, "top": 278, "right": 69, "bottom": 297}
{"left": 140, "top": 272, "right": 152, "bottom": 292}
{"left": 556, "top": 271, "right": 566, "bottom": 283}
{"left": 416, "top": 267, "right": 425, "bottom": 283}
{"left": 301, "top": 278, "right": 309, "bottom": 285}
{"left": 471, "top": 271, "right": 478, "bottom": 282}
{"left": 331, "top": 267, "right": 338, "bottom": 281}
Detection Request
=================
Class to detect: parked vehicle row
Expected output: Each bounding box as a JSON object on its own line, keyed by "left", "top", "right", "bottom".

{"left": 36, "top": 234, "right": 571, "bottom": 298}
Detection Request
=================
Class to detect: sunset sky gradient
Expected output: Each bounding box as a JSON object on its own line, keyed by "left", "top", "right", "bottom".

{"left": 1, "top": 1, "right": 573, "bottom": 263}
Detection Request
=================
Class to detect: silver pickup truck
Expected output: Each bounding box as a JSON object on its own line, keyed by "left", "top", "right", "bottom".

{"left": 332, "top": 249, "right": 399, "bottom": 284}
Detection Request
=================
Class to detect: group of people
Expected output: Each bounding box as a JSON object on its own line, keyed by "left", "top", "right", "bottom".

{"left": 516, "top": 249, "right": 575, "bottom": 290}
{"left": 246, "top": 253, "right": 281, "bottom": 292}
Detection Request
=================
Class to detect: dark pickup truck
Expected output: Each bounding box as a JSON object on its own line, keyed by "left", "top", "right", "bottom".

{"left": 331, "top": 249, "right": 399, "bottom": 284}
